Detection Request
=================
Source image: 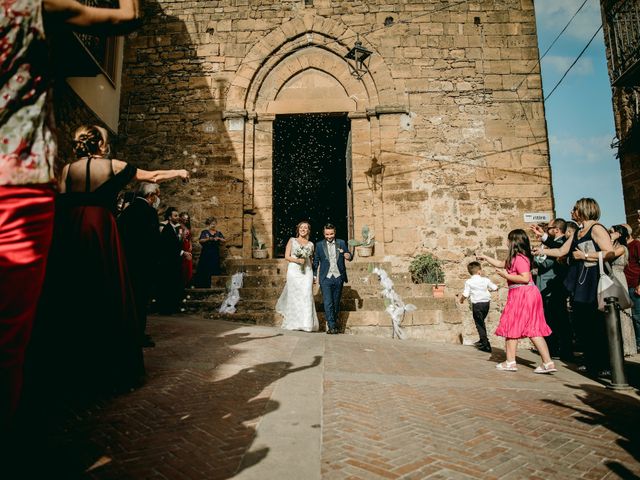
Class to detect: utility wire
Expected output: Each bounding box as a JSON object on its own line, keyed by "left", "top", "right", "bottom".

{"left": 507, "top": 0, "right": 591, "bottom": 156}
{"left": 544, "top": 24, "right": 603, "bottom": 101}
{"left": 512, "top": 0, "right": 591, "bottom": 93}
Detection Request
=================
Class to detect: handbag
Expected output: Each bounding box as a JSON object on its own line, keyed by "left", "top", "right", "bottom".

{"left": 597, "top": 252, "right": 632, "bottom": 311}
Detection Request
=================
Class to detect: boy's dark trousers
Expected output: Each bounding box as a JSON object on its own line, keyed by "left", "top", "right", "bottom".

{"left": 472, "top": 301, "right": 490, "bottom": 346}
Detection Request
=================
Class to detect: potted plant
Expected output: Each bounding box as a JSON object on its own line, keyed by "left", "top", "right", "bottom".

{"left": 251, "top": 226, "right": 268, "bottom": 259}
{"left": 408, "top": 253, "right": 445, "bottom": 297}
{"left": 348, "top": 225, "right": 375, "bottom": 257}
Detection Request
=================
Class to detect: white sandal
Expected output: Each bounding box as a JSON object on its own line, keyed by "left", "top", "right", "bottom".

{"left": 534, "top": 362, "right": 557, "bottom": 374}
{"left": 496, "top": 361, "right": 517, "bottom": 372}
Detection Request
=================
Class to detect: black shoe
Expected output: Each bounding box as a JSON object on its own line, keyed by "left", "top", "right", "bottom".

{"left": 473, "top": 340, "right": 484, "bottom": 347}
{"left": 326, "top": 329, "right": 335, "bottom": 334}
{"left": 477, "top": 344, "right": 492, "bottom": 353}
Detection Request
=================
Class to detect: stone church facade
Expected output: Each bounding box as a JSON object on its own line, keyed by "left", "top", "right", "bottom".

{"left": 118, "top": 0, "right": 553, "bottom": 289}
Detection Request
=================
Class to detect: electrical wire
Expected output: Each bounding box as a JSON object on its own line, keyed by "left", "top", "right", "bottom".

{"left": 544, "top": 24, "right": 603, "bottom": 101}
{"left": 512, "top": 0, "right": 591, "bottom": 94}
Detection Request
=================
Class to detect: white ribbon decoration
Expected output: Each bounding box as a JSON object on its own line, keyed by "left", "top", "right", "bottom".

{"left": 372, "top": 267, "right": 417, "bottom": 339}
{"left": 219, "top": 272, "right": 245, "bottom": 314}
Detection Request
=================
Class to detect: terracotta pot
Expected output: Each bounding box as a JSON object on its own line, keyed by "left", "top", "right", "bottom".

{"left": 252, "top": 249, "right": 268, "bottom": 259}
{"left": 356, "top": 245, "right": 373, "bottom": 257}
{"left": 432, "top": 284, "right": 445, "bottom": 298}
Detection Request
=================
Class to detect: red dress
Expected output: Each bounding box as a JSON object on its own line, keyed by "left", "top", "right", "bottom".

{"left": 181, "top": 227, "right": 193, "bottom": 287}
{"left": 31, "top": 160, "right": 144, "bottom": 393}
{"left": 495, "top": 254, "right": 551, "bottom": 339}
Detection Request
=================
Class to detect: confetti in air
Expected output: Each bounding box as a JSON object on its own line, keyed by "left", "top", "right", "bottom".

{"left": 273, "top": 113, "right": 350, "bottom": 253}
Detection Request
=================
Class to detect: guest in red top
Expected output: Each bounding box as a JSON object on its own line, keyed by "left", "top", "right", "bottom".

{"left": 624, "top": 224, "right": 640, "bottom": 353}
{"left": 179, "top": 212, "right": 193, "bottom": 287}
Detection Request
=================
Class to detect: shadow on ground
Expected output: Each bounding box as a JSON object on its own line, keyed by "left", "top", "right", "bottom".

{"left": 543, "top": 383, "right": 640, "bottom": 479}
{"left": 6, "top": 320, "right": 321, "bottom": 479}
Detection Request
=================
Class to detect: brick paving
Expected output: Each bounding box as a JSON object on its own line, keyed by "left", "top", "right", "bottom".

{"left": 7, "top": 315, "right": 640, "bottom": 479}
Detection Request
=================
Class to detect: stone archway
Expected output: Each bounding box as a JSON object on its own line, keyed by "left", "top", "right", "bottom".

{"left": 222, "top": 15, "right": 406, "bottom": 258}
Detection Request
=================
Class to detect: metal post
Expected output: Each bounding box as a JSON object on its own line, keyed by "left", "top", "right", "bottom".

{"left": 604, "top": 297, "right": 631, "bottom": 390}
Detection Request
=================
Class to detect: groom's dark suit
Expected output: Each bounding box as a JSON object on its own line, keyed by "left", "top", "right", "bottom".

{"left": 313, "top": 239, "right": 351, "bottom": 332}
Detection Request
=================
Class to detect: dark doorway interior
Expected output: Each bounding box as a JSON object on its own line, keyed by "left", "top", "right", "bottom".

{"left": 273, "top": 113, "right": 351, "bottom": 257}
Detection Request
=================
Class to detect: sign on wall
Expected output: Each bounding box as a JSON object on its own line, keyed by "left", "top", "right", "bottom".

{"left": 523, "top": 212, "right": 551, "bottom": 223}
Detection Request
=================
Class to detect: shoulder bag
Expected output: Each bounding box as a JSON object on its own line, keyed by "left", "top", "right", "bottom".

{"left": 597, "top": 251, "right": 632, "bottom": 311}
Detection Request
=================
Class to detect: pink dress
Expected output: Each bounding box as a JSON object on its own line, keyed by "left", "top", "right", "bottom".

{"left": 495, "top": 254, "right": 551, "bottom": 339}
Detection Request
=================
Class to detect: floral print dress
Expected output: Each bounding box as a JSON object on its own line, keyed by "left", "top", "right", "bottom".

{"left": 1, "top": 0, "right": 57, "bottom": 186}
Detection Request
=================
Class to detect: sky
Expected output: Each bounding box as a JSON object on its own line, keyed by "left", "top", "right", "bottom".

{"left": 533, "top": 0, "right": 626, "bottom": 227}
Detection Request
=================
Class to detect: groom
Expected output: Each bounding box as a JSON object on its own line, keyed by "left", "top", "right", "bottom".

{"left": 313, "top": 224, "right": 352, "bottom": 334}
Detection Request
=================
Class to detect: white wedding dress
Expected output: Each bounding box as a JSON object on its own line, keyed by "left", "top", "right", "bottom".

{"left": 276, "top": 238, "right": 319, "bottom": 332}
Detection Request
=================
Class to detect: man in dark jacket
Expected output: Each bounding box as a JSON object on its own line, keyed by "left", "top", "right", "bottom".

{"left": 532, "top": 218, "right": 572, "bottom": 360}
{"left": 313, "top": 224, "right": 352, "bottom": 334}
{"left": 157, "top": 207, "right": 191, "bottom": 315}
{"left": 118, "top": 183, "right": 162, "bottom": 347}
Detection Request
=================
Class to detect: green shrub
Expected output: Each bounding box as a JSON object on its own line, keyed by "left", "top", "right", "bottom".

{"left": 409, "top": 253, "right": 445, "bottom": 284}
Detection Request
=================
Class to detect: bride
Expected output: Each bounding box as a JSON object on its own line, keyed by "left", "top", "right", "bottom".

{"left": 276, "top": 221, "right": 319, "bottom": 332}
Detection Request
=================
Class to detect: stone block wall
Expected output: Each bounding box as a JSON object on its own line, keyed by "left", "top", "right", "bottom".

{"left": 599, "top": 3, "right": 640, "bottom": 227}
{"left": 118, "top": 0, "right": 553, "bottom": 296}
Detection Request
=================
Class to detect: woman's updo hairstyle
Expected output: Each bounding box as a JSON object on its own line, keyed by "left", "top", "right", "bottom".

{"left": 72, "top": 125, "right": 109, "bottom": 159}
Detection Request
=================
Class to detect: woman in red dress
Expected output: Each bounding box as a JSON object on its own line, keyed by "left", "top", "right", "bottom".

{"left": 32, "top": 125, "right": 188, "bottom": 394}
{"left": 180, "top": 212, "right": 193, "bottom": 287}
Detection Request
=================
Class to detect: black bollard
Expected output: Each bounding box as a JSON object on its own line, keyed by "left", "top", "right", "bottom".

{"left": 604, "top": 297, "right": 631, "bottom": 390}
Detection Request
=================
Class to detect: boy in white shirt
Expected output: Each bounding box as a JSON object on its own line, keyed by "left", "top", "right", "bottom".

{"left": 459, "top": 261, "right": 498, "bottom": 352}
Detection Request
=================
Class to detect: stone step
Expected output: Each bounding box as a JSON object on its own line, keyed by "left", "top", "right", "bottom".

{"left": 211, "top": 272, "right": 420, "bottom": 288}
{"left": 225, "top": 258, "right": 392, "bottom": 268}
{"left": 183, "top": 287, "right": 227, "bottom": 300}
{"left": 205, "top": 273, "right": 421, "bottom": 289}
{"left": 234, "top": 283, "right": 440, "bottom": 300}
{"left": 235, "top": 296, "right": 455, "bottom": 312}
{"left": 223, "top": 259, "right": 394, "bottom": 275}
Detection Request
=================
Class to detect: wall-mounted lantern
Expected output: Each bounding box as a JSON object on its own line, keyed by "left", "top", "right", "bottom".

{"left": 365, "top": 155, "right": 385, "bottom": 191}
{"left": 345, "top": 36, "right": 372, "bottom": 80}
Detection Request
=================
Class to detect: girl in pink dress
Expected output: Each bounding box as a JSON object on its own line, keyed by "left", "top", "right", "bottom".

{"left": 478, "top": 229, "right": 556, "bottom": 374}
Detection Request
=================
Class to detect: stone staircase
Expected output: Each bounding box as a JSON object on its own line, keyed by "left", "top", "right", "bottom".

{"left": 183, "top": 259, "right": 464, "bottom": 343}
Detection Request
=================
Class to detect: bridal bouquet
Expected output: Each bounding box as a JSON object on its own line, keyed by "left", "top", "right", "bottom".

{"left": 293, "top": 244, "right": 313, "bottom": 273}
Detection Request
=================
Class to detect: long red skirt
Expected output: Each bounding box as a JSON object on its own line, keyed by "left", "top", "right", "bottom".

{"left": 0, "top": 185, "right": 54, "bottom": 428}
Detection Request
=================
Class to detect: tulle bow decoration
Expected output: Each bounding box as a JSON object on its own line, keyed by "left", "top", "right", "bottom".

{"left": 219, "top": 272, "right": 245, "bottom": 314}
{"left": 372, "top": 267, "right": 416, "bottom": 339}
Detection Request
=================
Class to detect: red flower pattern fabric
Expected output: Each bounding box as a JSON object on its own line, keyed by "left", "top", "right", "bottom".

{"left": 0, "top": 0, "right": 57, "bottom": 185}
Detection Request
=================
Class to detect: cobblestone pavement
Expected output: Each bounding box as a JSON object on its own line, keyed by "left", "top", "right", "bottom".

{"left": 9, "top": 315, "right": 640, "bottom": 479}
